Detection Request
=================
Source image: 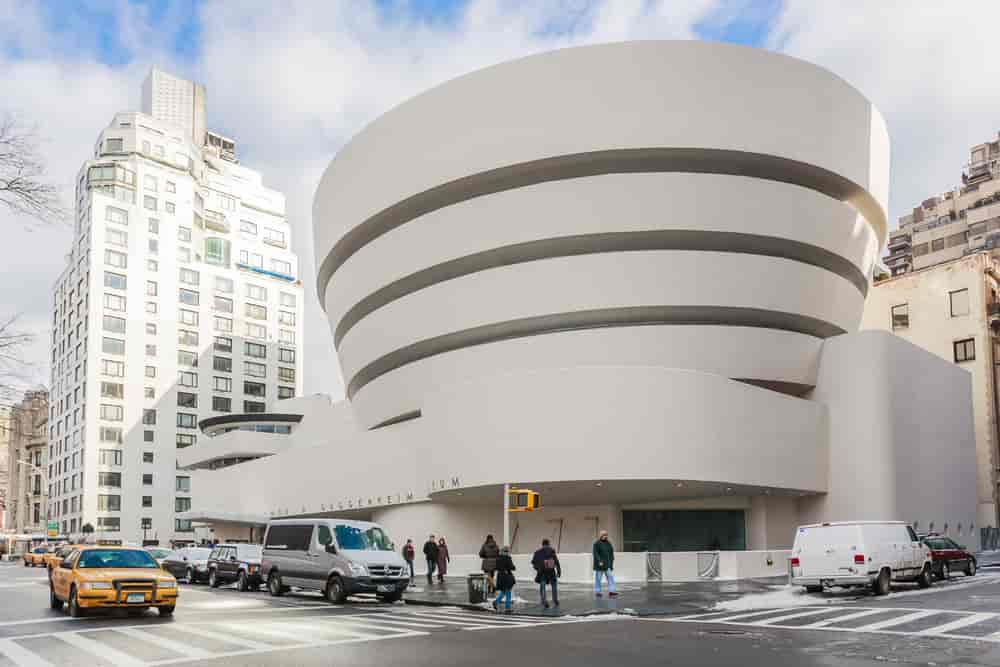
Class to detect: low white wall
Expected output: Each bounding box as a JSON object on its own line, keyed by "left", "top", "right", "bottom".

{"left": 717, "top": 550, "right": 792, "bottom": 580}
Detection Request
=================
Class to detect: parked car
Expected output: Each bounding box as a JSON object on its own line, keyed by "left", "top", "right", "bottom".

{"left": 261, "top": 519, "right": 410, "bottom": 603}
{"left": 144, "top": 547, "right": 172, "bottom": 566}
{"left": 23, "top": 546, "right": 50, "bottom": 567}
{"left": 49, "top": 546, "right": 177, "bottom": 617}
{"left": 790, "top": 520, "right": 933, "bottom": 595}
{"left": 920, "top": 534, "right": 977, "bottom": 579}
{"left": 160, "top": 546, "right": 213, "bottom": 584}
{"left": 207, "top": 544, "right": 263, "bottom": 591}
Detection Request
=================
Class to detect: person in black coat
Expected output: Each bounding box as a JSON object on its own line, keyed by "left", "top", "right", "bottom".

{"left": 422, "top": 535, "right": 439, "bottom": 583}
{"left": 531, "top": 538, "right": 561, "bottom": 608}
{"left": 492, "top": 546, "right": 516, "bottom": 612}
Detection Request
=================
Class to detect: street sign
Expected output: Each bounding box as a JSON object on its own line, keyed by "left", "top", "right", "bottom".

{"left": 46, "top": 521, "right": 58, "bottom": 538}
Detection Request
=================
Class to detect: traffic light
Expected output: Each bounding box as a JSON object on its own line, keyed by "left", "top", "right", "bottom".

{"left": 507, "top": 488, "right": 541, "bottom": 512}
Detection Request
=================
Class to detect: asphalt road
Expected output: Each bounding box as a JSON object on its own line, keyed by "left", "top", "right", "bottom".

{"left": 4, "top": 561, "right": 1000, "bottom": 666}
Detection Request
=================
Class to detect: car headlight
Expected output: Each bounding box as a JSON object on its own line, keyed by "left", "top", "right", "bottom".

{"left": 158, "top": 580, "right": 176, "bottom": 589}
{"left": 81, "top": 582, "right": 112, "bottom": 590}
{"left": 348, "top": 562, "right": 368, "bottom": 576}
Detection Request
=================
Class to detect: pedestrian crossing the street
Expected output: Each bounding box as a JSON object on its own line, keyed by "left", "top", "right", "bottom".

{"left": 664, "top": 605, "right": 1000, "bottom": 643}
{"left": 0, "top": 608, "right": 602, "bottom": 666}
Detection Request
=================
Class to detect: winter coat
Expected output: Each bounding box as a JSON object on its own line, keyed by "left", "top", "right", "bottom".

{"left": 402, "top": 544, "right": 415, "bottom": 562}
{"left": 479, "top": 540, "right": 500, "bottom": 572}
{"left": 531, "top": 546, "right": 561, "bottom": 584}
{"left": 436, "top": 543, "right": 450, "bottom": 575}
{"left": 495, "top": 554, "right": 516, "bottom": 592}
{"left": 423, "top": 540, "right": 439, "bottom": 561}
{"left": 592, "top": 539, "right": 615, "bottom": 571}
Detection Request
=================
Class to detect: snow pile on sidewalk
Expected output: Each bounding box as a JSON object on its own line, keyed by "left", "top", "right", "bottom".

{"left": 712, "top": 584, "right": 851, "bottom": 612}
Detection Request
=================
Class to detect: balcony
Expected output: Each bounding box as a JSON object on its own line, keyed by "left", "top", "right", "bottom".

{"left": 888, "top": 236, "right": 911, "bottom": 250}
{"left": 203, "top": 210, "right": 230, "bottom": 233}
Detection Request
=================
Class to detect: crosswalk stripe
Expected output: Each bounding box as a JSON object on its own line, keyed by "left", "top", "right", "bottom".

{"left": 216, "top": 622, "right": 304, "bottom": 643}
{"left": 285, "top": 620, "right": 385, "bottom": 640}
{"left": 802, "top": 608, "right": 888, "bottom": 628}
{"left": 57, "top": 631, "right": 145, "bottom": 667}
{"left": 173, "top": 623, "right": 272, "bottom": 651}
{"left": 700, "top": 608, "right": 817, "bottom": 623}
{"left": 403, "top": 609, "right": 539, "bottom": 626}
{"left": 319, "top": 618, "right": 425, "bottom": 636}
{"left": 851, "top": 610, "right": 942, "bottom": 631}
{"left": 361, "top": 616, "right": 450, "bottom": 629}
{"left": 113, "top": 627, "right": 213, "bottom": 660}
{"left": 746, "top": 608, "right": 843, "bottom": 626}
{"left": 0, "top": 639, "right": 53, "bottom": 667}
{"left": 918, "top": 613, "right": 996, "bottom": 636}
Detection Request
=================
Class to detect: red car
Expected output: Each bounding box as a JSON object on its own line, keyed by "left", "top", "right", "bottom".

{"left": 921, "top": 534, "right": 977, "bottom": 579}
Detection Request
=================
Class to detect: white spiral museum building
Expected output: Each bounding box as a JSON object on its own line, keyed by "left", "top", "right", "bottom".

{"left": 183, "top": 41, "right": 978, "bottom": 561}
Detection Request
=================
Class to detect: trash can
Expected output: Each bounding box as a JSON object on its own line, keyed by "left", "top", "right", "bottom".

{"left": 467, "top": 572, "right": 486, "bottom": 604}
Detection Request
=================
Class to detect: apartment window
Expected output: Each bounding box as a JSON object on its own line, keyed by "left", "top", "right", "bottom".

{"left": 101, "top": 337, "right": 125, "bottom": 355}
{"left": 97, "top": 472, "right": 121, "bottom": 488}
{"left": 97, "top": 517, "right": 120, "bottom": 530}
{"left": 278, "top": 386, "right": 295, "bottom": 399}
{"left": 176, "top": 433, "right": 196, "bottom": 448}
{"left": 176, "top": 476, "right": 191, "bottom": 492}
{"left": 177, "top": 392, "right": 198, "bottom": 408}
{"left": 103, "top": 293, "right": 126, "bottom": 311}
{"left": 263, "top": 228, "right": 286, "bottom": 246}
{"left": 100, "top": 381, "right": 124, "bottom": 399}
{"left": 104, "top": 271, "right": 128, "bottom": 289}
{"left": 214, "top": 336, "right": 232, "bottom": 353}
{"left": 99, "top": 426, "right": 122, "bottom": 444}
{"left": 166, "top": 181, "right": 176, "bottom": 193}
{"left": 271, "top": 259, "right": 292, "bottom": 275}
{"left": 280, "top": 292, "right": 296, "bottom": 307}
{"left": 143, "top": 430, "right": 154, "bottom": 442}
{"left": 214, "top": 316, "right": 233, "bottom": 333}
{"left": 215, "top": 276, "right": 234, "bottom": 293}
{"left": 148, "top": 238, "right": 158, "bottom": 254}
{"left": 143, "top": 195, "right": 157, "bottom": 211}
{"left": 213, "top": 295, "right": 233, "bottom": 313}
{"left": 246, "top": 323, "right": 266, "bottom": 340}
{"left": 101, "top": 360, "right": 125, "bottom": 377}
{"left": 142, "top": 474, "right": 153, "bottom": 486}
{"left": 179, "top": 289, "right": 199, "bottom": 306}
{"left": 278, "top": 347, "right": 295, "bottom": 363}
{"left": 145, "top": 301, "right": 158, "bottom": 314}
{"left": 97, "top": 495, "right": 121, "bottom": 511}
{"left": 214, "top": 376, "right": 232, "bottom": 392}
{"left": 143, "top": 452, "right": 154, "bottom": 463}
{"left": 105, "top": 137, "right": 123, "bottom": 152}
{"left": 178, "top": 350, "right": 198, "bottom": 367}
{"left": 245, "top": 342, "right": 266, "bottom": 358}
{"left": 244, "top": 401, "right": 266, "bottom": 413}
{"left": 175, "top": 519, "right": 193, "bottom": 532}
{"left": 179, "top": 267, "right": 199, "bottom": 285}
{"left": 211, "top": 395, "right": 232, "bottom": 412}
{"left": 245, "top": 284, "right": 266, "bottom": 301}
{"left": 891, "top": 303, "right": 908, "bottom": 330}
{"left": 278, "top": 310, "right": 296, "bottom": 326}
{"left": 104, "top": 249, "right": 127, "bottom": 268}
{"left": 146, "top": 322, "right": 157, "bottom": 335}
{"left": 178, "top": 227, "right": 191, "bottom": 243}
{"left": 144, "top": 365, "right": 156, "bottom": 378}
{"left": 279, "top": 329, "right": 295, "bottom": 344}
{"left": 177, "top": 413, "right": 197, "bottom": 429}
{"left": 175, "top": 497, "right": 192, "bottom": 513}
{"left": 950, "top": 288, "right": 970, "bottom": 317}
{"left": 179, "top": 309, "right": 199, "bottom": 325}
{"left": 239, "top": 250, "right": 263, "bottom": 268}
{"left": 244, "top": 381, "right": 266, "bottom": 397}
{"left": 146, "top": 280, "right": 158, "bottom": 296}
{"left": 105, "top": 228, "right": 127, "bottom": 248}
{"left": 99, "top": 404, "right": 123, "bottom": 421}
{"left": 165, "top": 201, "right": 175, "bottom": 214}
{"left": 213, "top": 356, "right": 232, "bottom": 372}
{"left": 142, "top": 409, "right": 156, "bottom": 425}
{"left": 147, "top": 258, "right": 158, "bottom": 272}
{"left": 931, "top": 238, "right": 945, "bottom": 252}
{"left": 205, "top": 237, "right": 231, "bottom": 266}
{"left": 99, "top": 449, "right": 123, "bottom": 466}
{"left": 105, "top": 206, "right": 128, "bottom": 225}
{"left": 148, "top": 218, "right": 159, "bottom": 234}
{"left": 177, "top": 247, "right": 190, "bottom": 262}
{"left": 278, "top": 367, "right": 296, "bottom": 383}
{"left": 954, "top": 338, "right": 976, "bottom": 363}
{"left": 145, "top": 343, "right": 156, "bottom": 356}
{"left": 103, "top": 315, "right": 125, "bottom": 333}
{"left": 240, "top": 220, "right": 257, "bottom": 235}
{"left": 244, "top": 361, "right": 266, "bottom": 378}
{"left": 178, "top": 329, "right": 199, "bottom": 347}
{"left": 144, "top": 174, "right": 157, "bottom": 192}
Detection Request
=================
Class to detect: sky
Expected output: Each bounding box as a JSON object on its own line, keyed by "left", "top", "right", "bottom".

{"left": 2, "top": 0, "right": 1000, "bottom": 400}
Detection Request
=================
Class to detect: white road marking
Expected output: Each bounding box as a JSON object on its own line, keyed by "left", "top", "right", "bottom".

{"left": 171, "top": 623, "right": 272, "bottom": 651}
{"left": 0, "top": 639, "right": 53, "bottom": 667}
{"left": 355, "top": 616, "right": 450, "bottom": 629}
{"left": 919, "top": 612, "right": 996, "bottom": 636}
{"left": 213, "top": 621, "right": 310, "bottom": 643}
{"left": 852, "top": 610, "right": 942, "bottom": 631}
{"left": 57, "top": 630, "right": 145, "bottom": 667}
{"left": 113, "top": 627, "right": 213, "bottom": 660}
{"left": 282, "top": 620, "right": 385, "bottom": 640}
{"left": 746, "top": 608, "right": 843, "bottom": 626}
{"left": 802, "top": 608, "right": 887, "bottom": 627}
{"left": 403, "top": 609, "right": 549, "bottom": 626}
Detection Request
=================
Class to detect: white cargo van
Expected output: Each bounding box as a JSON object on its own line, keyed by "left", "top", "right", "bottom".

{"left": 790, "top": 521, "right": 933, "bottom": 595}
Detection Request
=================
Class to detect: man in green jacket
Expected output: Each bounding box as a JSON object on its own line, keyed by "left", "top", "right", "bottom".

{"left": 593, "top": 530, "right": 618, "bottom": 597}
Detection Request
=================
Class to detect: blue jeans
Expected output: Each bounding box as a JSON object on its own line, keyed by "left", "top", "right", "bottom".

{"left": 539, "top": 578, "right": 558, "bottom": 604}
{"left": 494, "top": 590, "right": 512, "bottom": 609}
{"left": 594, "top": 569, "right": 616, "bottom": 593}
{"left": 407, "top": 561, "right": 414, "bottom": 579}
{"left": 426, "top": 559, "right": 436, "bottom": 579}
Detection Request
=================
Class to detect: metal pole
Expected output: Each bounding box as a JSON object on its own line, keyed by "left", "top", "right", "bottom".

{"left": 503, "top": 483, "right": 510, "bottom": 548}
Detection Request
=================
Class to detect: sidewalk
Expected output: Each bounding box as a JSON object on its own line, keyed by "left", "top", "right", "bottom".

{"left": 402, "top": 575, "right": 787, "bottom": 618}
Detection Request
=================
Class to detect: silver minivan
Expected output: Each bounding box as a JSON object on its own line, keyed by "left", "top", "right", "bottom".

{"left": 260, "top": 518, "right": 409, "bottom": 603}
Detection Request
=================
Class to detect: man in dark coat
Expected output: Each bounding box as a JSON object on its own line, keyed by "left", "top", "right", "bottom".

{"left": 592, "top": 529, "right": 618, "bottom": 597}
{"left": 402, "top": 539, "right": 416, "bottom": 580}
{"left": 422, "top": 535, "right": 439, "bottom": 583}
{"left": 531, "top": 538, "right": 561, "bottom": 608}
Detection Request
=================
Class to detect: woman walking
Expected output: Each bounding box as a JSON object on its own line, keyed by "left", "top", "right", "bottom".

{"left": 479, "top": 534, "right": 500, "bottom": 593}
{"left": 436, "top": 536, "right": 450, "bottom": 582}
{"left": 492, "top": 546, "right": 516, "bottom": 613}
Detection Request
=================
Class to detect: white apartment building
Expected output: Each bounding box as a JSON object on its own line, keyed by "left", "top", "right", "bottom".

{"left": 48, "top": 68, "right": 303, "bottom": 546}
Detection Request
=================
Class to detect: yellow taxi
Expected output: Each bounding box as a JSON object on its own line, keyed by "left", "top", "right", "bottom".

{"left": 23, "top": 546, "right": 50, "bottom": 567}
{"left": 49, "top": 546, "right": 178, "bottom": 617}
{"left": 44, "top": 544, "right": 83, "bottom": 576}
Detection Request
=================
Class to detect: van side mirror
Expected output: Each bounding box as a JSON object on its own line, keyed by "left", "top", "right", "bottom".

{"left": 325, "top": 543, "right": 337, "bottom": 555}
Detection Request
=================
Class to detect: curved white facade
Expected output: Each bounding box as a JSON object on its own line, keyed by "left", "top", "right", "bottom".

{"left": 314, "top": 40, "right": 888, "bottom": 429}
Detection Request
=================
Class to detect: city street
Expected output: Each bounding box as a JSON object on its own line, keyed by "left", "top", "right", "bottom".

{"left": 4, "top": 563, "right": 1000, "bottom": 665}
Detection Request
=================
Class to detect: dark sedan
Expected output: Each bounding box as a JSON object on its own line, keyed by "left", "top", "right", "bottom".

{"left": 921, "top": 535, "right": 977, "bottom": 579}
{"left": 161, "top": 546, "right": 213, "bottom": 584}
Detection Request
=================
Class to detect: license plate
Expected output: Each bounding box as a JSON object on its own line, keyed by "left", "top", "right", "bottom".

{"left": 126, "top": 593, "right": 145, "bottom": 603}
{"left": 376, "top": 584, "right": 394, "bottom": 593}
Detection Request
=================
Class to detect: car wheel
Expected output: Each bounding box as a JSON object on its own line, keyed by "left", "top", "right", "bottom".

{"left": 804, "top": 585, "right": 823, "bottom": 594}
{"left": 268, "top": 571, "right": 285, "bottom": 597}
{"left": 917, "top": 564, "right": 933, "bottom": 588}
{"left": 872, "top": 568, "right": 891, "bottom": 596}
{"left": 237, "top": 570, "right": 248, "bottom": 592}
{"left": 68, "top": 586, "right": 84, "bottom": 617}
{"left": 49, "top": 586, "right": 63, "bottom": 610}
{"left": 185, "top": 568, "right": 195, "bottom": 585}
{"left": 966, "top": 559, "right": 977, "bottom": 577}
{"left": 209, "top": 569, "right": 219, "bottom": 588}
{"left": 159, "top": 605, "right": 175, "bottom": 617}
{"left": 942, "top": 562, "right": 951, "bottom": 580}
{"left": 325, "top": 575, "right": 347, "bottom": 604}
